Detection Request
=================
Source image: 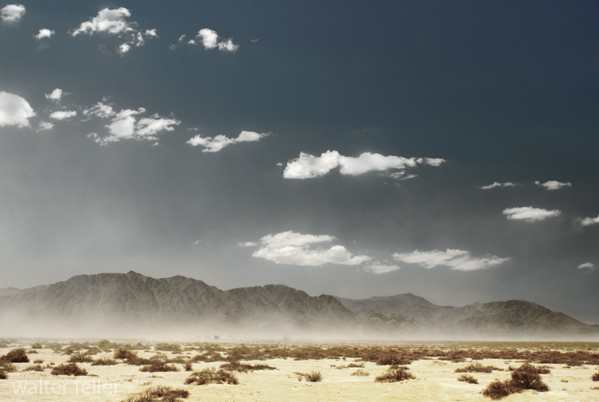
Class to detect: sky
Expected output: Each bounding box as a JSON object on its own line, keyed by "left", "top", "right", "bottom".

{"left": 1, "top": 1, "right": 598, "bottom": 322}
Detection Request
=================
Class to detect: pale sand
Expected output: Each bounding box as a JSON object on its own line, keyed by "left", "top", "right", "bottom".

{"left": 1, "top": 346, "right": 599, "bottom": 401}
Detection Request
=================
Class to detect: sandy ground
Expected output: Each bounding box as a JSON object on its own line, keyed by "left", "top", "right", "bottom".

{"left": 1, "top": 345, "right": 599, "bottom": 401}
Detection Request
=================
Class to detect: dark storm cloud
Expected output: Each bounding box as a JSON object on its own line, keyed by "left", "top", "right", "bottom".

{"left": 1, "top": 0, "right": 598, "bottom": 323}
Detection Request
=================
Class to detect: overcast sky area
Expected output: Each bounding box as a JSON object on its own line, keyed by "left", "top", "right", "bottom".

{"left": 1, "top": 1, "right": 599, "bottom": 322}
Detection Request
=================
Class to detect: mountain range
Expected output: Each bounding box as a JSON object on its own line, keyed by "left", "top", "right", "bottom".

{"left": 0, "top": 271, "right": 596, "bottom": 340}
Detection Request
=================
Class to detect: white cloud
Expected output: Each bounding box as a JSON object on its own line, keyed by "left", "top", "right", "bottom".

{"left": 480, "top": 182, "right": 518, "bottom": 190}
{"left": 578, "top": 262, "right": 596, "bottom": 271}
{"left": 178, "top": 34, "right": 186, "bottom": 42}
{"left": 187, "top": 130, "right": 268, "bottom": 152}
{"left": 197, "top": 28, "right": 239, "bottom": 52}
{"left": 1, "top": 4, "right": 25, "bottom": 23}
{"left": 144, "top": 29, "right": 157, "bottom": 38}
{"left": 45, "top": 88, "right": 63, "bottom": 101}
{"left": 283, "top": 151, "right": 445, "bottom": 179}
{"left": 363, "top": 262, "right": 400, "bottom": 274}
{"left": 83, "top": 101, "right": 115, "bottom": 119}
{"left": 136, "top": 114, "right": 181, "bottom": 137}
{"left": 237, "top": 241, "right": 258, "bottom": 247}
{"left": 37, "top": 121, "right": 54, "bottom": 131}
{"left": 502, "top": 206, "right": 561, "bottom": 222}
{"left": 392, "top": 249, "right": 510, "bottom": 271}
{"left": 535, "top": 180, "right": 572, "bottom": 190}
{"left": 252, "top": 231, "right": 371, "bottom": 267}
{"left": 119, "top": 43, "right": 131, "bottom": 54}
{"left": 0, "top": 91, "right": 34, "bottom": 127}
{"left": 34, "top": 28, "right": 54, "bottom": 40}
{"left": 71, "top": 8, "right": 134, "bottom": 36}
{"left": 579, "top": 215, "right": 599, "bottom": 226}
{"left": 187, "top": 39, "right": 197, "bottom": 46}
{"left": 49, "top": 110, "right": 77, "bottom": 120}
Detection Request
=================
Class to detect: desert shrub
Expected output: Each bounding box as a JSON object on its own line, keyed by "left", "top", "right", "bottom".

{"left": 457, "top": 374, "right": 478, "bottom": 384}
{"left": 3, "top": 348, "right": 29, "bottom": 363}
{"left": 139, "top": 361, "right": 179, "bottom": 373}
{"left": 155, "top": 343, "right": 183, "bottom": 354}
{"left": 51, "top": 363, "right": 88, "bottom": 376}
{"left": 351, "top": 369, "right": 369, "bottom": 376}
{"left": 219, "top": 361, "right": 277, "bottom": 373}
{"left": 592, "top": 372, "right": 599, "bottom": 381}
{"left": 185, "top": 368, "right": 238, "bottom": 385}
{"left": 27, "top": 350, "right": 38, "bottom": 354}
{"left": 92, "top": 358, "right": 118, "bottom": 366}
{"left": 68, "top": 351, "right": 94, "bottom": 363}
{"left": 33, "top": 359, "right": 44, "bottom": 364}
{"left": 114, "top": 348, "right": 137, "bottom": 360}
{"left": 376, "top": 354, "right": 411, "bottom": 366}
{"left": 295, "top": 371, "right": 322, "bottom": 382}
{"left": 455, "top": 362, "right": 500, "bottom": 373}
{"left": 482, "top": 363, "right": 549, "bottom": 399}
{"left": 375, "top": 367, "right": 414, "bottom": 383}
{"left": 348, "top": 362, "right": 365, "bottom": 368}
{"left": 24, "top": 364, "right": 44, "bottom": 372}
{"left": 184, "top": 361, "right": 193, "bottom": 371}
{"left": 0, "top": 363, "right": 17, "bottom": 373}
{"left": 122, "top": 385, "right": 189, "bottom": 402}
{"left": 0, "top": 370, "right": 7, "bottom": 380}
{"left": 482, "top": 379, "right": 514, "bottom": 400}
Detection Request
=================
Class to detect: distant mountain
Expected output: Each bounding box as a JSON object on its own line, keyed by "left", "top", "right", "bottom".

{"left": 0, "top": 271, "right": 596, "bottom": 339}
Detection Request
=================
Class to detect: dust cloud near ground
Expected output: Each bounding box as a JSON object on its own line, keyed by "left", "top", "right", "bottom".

{"left": 1, "top": 340, "right": 599, "bottom": 401}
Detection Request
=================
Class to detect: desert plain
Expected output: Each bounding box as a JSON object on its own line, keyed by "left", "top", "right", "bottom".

{"left": 1, "top": 340, "right": 599, "bottom": 402}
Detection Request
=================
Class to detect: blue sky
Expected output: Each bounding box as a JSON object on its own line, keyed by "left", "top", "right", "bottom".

{"left": 1, "top": 1, "right": 598, "bottom": 322}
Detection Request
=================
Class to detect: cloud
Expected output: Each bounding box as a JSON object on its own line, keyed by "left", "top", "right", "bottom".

{"left": 45, "top": 88, "right": 63, "bottom": 101}
{"left": 119, "top": 43, "right": 131, "bottom": 54}
{"left": 0, "top": 91, "right": 35, "bottom": 127}
{"left": 363, "top": 262, "right": 401, "bottom": 274}
{"left": 49, "top": 110, "right": 77, "bottom": 120}
{"left": 197, "top": 28, "right": 239, "bottom": 52}
{"left": 502, "top": 206, "right": 561, "bottom": 222}
{"left": 37, "top": 121, "right": 54, "bottom": 131}
{"left": 535, "top": 180, "right": 571, "bottom": 190}
{"left": 578, "top": 262, "right": 597, "bottom": 271}
{"left": 252, "top": 231, "right": 371, "bottom": 266}
{"left": 392, "top": 249, "right": 510, "bottom": 271}
{"left": 579, "top": 214, "right": 599, "bottom": 226}
{"left": 34, "top": 29, "right": 54, "bottom": 40}
{"left": 479, "top": 182, "right": 518, "bottom": 190}
{"left": 1, "top": 4, "right": 25, "bottom": 23}
{"left": 187, "top": 130, "right": 268, "bottom": 152}
{"left": 83, "top": 101, "right": 115, "bottom": 119}
{"left": 283, "top": 151, "right": 445, "bottom": 179}
{"left": 237, "top": 241, "right": 258, "bottom": 247}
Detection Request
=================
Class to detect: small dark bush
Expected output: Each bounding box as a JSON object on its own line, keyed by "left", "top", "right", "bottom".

{"left": 376, "top": 354, "right": 411, "bottom": 366}
{"left": 3, "top": 348, "right": 29, "bottom": 363}
{"left": 51, "top": 363, "right": 88, "bottom": 376}
{"left": 455, "top": 362, "right": 500, "bottom": 373}
{"left": 122, "top": 385, "right": 189, "bottom": 402}
{"left": 68, "top": 351, "right": 94, "bottom": 363}
{"left": 0, "top": 363, "right": 17, "bottom": 373}
{"left": 31, "top": 343, "right": 43, "bottom": 349}
{"left": 139, "top": 361, "right": 179, "bottom": 372}
{"left": 91, "top": 358, "right": 118, "bottom": 366}
{"left": 375, "top": 367, "right": 414, "bottom": 383}
{"left": 113, "top": 348, "right": 137, "bottom": 360}
{"left": 220, "top": 361, "right": 277, "bottom": 373}
{"left": 482, "top": 363, "right": 549, "bottom": 399}
{"left": 457, "top": 374, "right": 478, "bottom": 384}
{"left": 482, "top": 379, "right": 514, "bottom": 400}
{"left": 33, "top": 359, "right": 44, "bottom": 364}
{"left": 351, "top": 369, "right": 369, "bottom": 376}
{"left": 185, "top": 368, "right": 238, "bottom": 385}
{"left": 155, "top": 343, "right": 183, "bottom": 354}
{"left": 0, "top": 370, "right": 7, "bottom": 380}
{"left": 184, "top": 361, "right": 193, "bottom": 371}
{"left": 24, "top": 364, "right": 44, "bottom": 372}
{"left": 592, "top": 372, "right": 599, "bottom": 382}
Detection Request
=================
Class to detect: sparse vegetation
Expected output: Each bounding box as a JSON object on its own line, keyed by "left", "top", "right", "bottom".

{"left": 139, "top": 361, "right": 179, "bottom": 373}
{"left": 24, "top": 364, "right": 44, "bottom": 372}
{"left": 92, "top": 358, "right": 118, "bottom": 366}
{"left": 219, "top": 361, "right": 277, "bottom": 372}
{"left": 122, "top": 385, "right": 189, "bottom": 402}
{"left": 51, "top": 363, "right": 88, "bottom": 376}
{"left": 33, "top": 359, "right": 44, "bottom": 364}
{"left": 455, "top": 362, "right": 501, "bottom": 373}
{"left": 185, "top": 368, "right": 238, "bottom": 385}
{"left": 295, "top": 371, "right": 323, "bottom": 382}
{"left": 375, "top": 367, "right": 415, "bottom": 383}
{"left": 0, "top": 370, "right": 7, "bottom": 380}
{"left": 154, "top": 343, "right": 183, "bottom": 354}
{"left": 482, "top": 362, "right": 549, "bottom": 399}
{"left": 68, "top": 351, "right": 94, "bottom": 363}
{"left": 351, "top": 369, "right": 369, "bottom": 376}
{"left": 31, "top": 343, "right": 43, "bottom": 349}
{"left": 457, "top": 374, "right": 478, "bottom": 384}
{"left": 1, "top": 348, "right": 29, "bottom": 363}
{"left": 592, "top": 372, "right": 599, "bottom": 381}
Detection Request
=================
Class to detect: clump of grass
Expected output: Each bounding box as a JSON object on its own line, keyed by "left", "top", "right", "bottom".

{"left": 455, "top": 362, "right": 500, "bottom": 373}
{"left": 68, "top": 351, "right": 94, "bottom": 363}
{"left": 1, "top": 348, "right": 29, "bottom": 363}
{"left": 294, "top": 371, "right": 323, "bottom": 382}
{"left": 184, "top": 361, "right": 193, "bottom": 371}
{"left": 33, "top": 359, "right": 44, "bottom": 364}
{"left": 351, "top": 369, "right": 369, "bottom": 376}
{"left": 114, "top": 348, "right": 137, "bottom": 360}
{"left": 337, "top": 362, "right": 364, "bottom": 369}
{"left": 92, "top": 358, "right": 118, "bottom": 366}
{"left": 31, "top": 343, "right": 43, "bottom": 349}
{"left": 139, "top": 361, "right": 179, "bottom": 373}
{"left": 24, "top": 364, "right": 44, "bottom": 372}
{"left": 482, "top": 379, "right": 513, "bottom": 399}
{"left": 457, "top": 374, "right": 478, "bottom": 384}
{"left": 0, "top": 370, "right": 7, "bottom": 380}
{"left": 0, "top": 363, "right": 17, "bottom": 373}
{"left": 154, "top": 343, "right": 183, "bottom": 354}
{"left": 219, "top": 361, "right": 277, "bottom": 373}
{"left": 592, "top": 372, "right": 599, "bottom": 381}
{"left": 122, "top": 385, "right": 189, "bottom": 402}
{"left": 51, "top": 363, "right": 88, "bottom": 376}
{"left": 482, "top": 363, "right": 549, "bottom": 399}
{"left": 375, "top": 367, "right": 414, "bottom": 383}
{"left": 376, "top": 354, "right": 411, "bottom": 366}
{"left": 185, "top": 368, "right": 238, "bottom": 385}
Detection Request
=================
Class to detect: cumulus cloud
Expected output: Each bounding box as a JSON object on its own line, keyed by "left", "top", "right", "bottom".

{"left": 283, "top": 151, "right": 445, "bottom": 179}
{"left": 83, "top": 101, "right": 115, "bottom": 119}
{"left": 34, "top": 29, "right": 54, "bottom": 40}
{"left": 49, "top": 110, "right": 77, "bottom": 120}
{"left": 71, "top": 8, "right": 156, "bottom": 53}
{"left": 0, "top": 91, "right": 35, "bottom": 127}
{"left": 37, "top": 121, "right": 54, "bottom": 131}
{"left": 45, "top": 88, "right": 63, "bottom": 101}
{"left": 480, "top": 182, "right": 518, "bottom": 190}
{"left": 238, "top": 241, "right": 258, "bottom": 247}
{"left": 392, "top": 249, "right": 510, "bottom": 271}
{"left": 1, "top": 4, "right": 25, "bottom": 23}
{"left": 535, "top": 180, "right": 572, "bottom": 190}
{"left": 502, "top": 206, "right": 561, "bottom": 222}
{"left": 363, "top": 262, "right": 400, "bottom": 274}
{"left": 252, "top": 231, "right": 371, "bottom": 266}
{"left": 579, "top": 214, "right": 599, "bottom": 226}
{"left": 578, "top": 262, "right": 597, "bottom": 271}
{"left": 187, "top": 130, "right": 268, "bottom": 152}
{"left": 196, "top": 28, "right": 239, "bottom": 52}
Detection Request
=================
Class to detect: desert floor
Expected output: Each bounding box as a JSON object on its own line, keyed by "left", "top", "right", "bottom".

{"left": 1, "top": 341, "right": 599, "bottom": 402}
